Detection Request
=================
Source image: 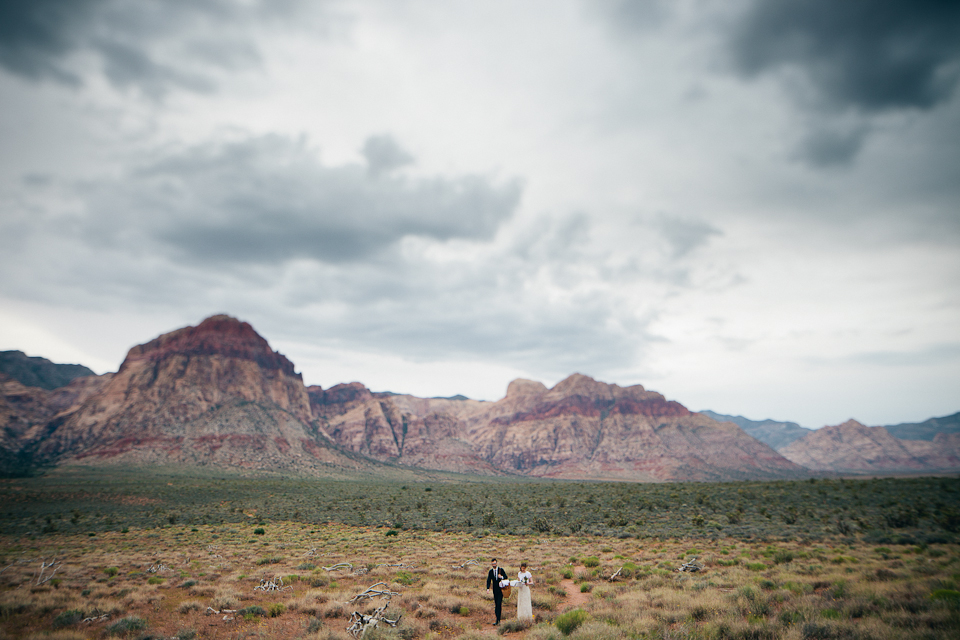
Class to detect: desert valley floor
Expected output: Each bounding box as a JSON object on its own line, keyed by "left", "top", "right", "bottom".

{"left": 1, "top": 468, "right": 958, "bottom": 640}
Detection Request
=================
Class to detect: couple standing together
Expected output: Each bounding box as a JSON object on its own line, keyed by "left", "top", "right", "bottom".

{"left": 485, "top": 558, "right": 533, "bottom": 625}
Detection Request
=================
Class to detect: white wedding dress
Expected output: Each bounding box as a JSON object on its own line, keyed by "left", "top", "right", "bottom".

{"left": 517, "top": 570, "right": 533, "bottom": 621}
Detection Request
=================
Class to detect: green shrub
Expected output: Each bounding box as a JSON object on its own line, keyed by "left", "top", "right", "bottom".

{"left": 239, "top": 605, "right": 266, "bottom": 619}
{"left": 175, "top": 629, "right": 197, "bottom": 640}
{"left": 180, "top": 579, "right": 198, "bottom": 588}
{"left": 257, "top": 556, "right": 282, "bottom": 565}
{"left": 253, "top": 527, "right": 266, "bottom": 535}
{"left": 386, "top": 529, "right": 399, "bottom": 536}
{"left": 746, "top": 562, "right": 767, "bottom": 571}
{"left": 52, "top": 608, "right": 83, "bottom": 628}
{"left": 930, "top": 589, "right": 960, "bottom": 605}
{"left": 104, "top": 567, "right": 119, "bottom": 577}
{"left": 269, "top": 603, "right": 285, "bottom": 617}
{"left": 562, "top": 568, "right": 573, "bottom": 579}
{"left": 773, "top": 551, "right": 794, "bottom": 564}
{"left": 582, "top": 556, "right": 600, "bottom": 568}
{"left": 299, "top": 563, "right": 317, "bottom": 570}
{"left": 106, "top": 616, "right": 147, "bottom": 636}
{"left": 147, "top": 576, "right": 164, "bottom": 585}
{"left": 395, "top": 571, "right": 415, "bottom": 585}
{"left": 458, "top": 606, "right": 469, "bottom": 616}
{"left": 580, "top": 583, "right": 592, "bottom": 593}
{"left": 555, "top": 608, "right": 588, "bottom": 635}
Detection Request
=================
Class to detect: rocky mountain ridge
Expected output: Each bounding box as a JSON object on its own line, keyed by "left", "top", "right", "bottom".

{"left": 698, "top": 410, "right": 812, "bottom": 450}
{"left": 778, "top": 419, "right": 960, "bottom": 474}
{"left": 1, "top": 315, "right": 809, "bottom": 481}
{"left": 4, "top": 315, "right": 957, "bottom": 479}
{"left": 0, "top": 350, "right": 96, "bottom": 390}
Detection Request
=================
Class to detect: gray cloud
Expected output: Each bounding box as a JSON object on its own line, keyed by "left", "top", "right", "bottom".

{"left": 653, "top": 214, "right": 722, "bottom": 259}
{"left": 0, "top": 0, "right": 293, "bottom": 97}
{"left": 797, "top": 121, "right": 869, "bottom": 167}
{"left": 80, "top": 133, "right": 522, "bottom": 265}
{"left": 727, "top": 0, "right": 960, "bottom": 168}
{"left": 731, "top": 0, "right": 960, "bottom": 113}
{"left": 362, "top": 134, "right": 415, "bottom": 178}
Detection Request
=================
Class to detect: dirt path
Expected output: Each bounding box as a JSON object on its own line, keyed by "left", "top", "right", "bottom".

{"left": 558, "top": 579, "right": 590, "bottom": 610}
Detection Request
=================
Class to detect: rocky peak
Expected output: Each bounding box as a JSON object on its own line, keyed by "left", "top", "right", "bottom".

{"left": 549, "top": 373, "right": 615, "bottom": 399}
{"left": 122, "top": 315, "right": 298, "bottom": 378}
{"left": 505, "top": 379, "right": 548, "bottom": 398}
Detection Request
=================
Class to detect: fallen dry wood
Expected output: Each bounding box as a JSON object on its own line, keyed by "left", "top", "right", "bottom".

{"left": 254, "top": 576, "right": 292, "bottom": 592}
{"left": 349, "top": 582, "right": 400, "bottom": 603}
{"left": 452, "top": 559, "right": 479, "bottom": 569}
{"left": 678, "top": 557, "right": 704, "bottom": 572}
{"left": 36, "top": 558, "right": 62, "bottom": 585}
{"left": 323, "top": 562, "right": 353, "bottom": 572}
{"left": 347, "top": 603, "right": 401, "bottom": 638}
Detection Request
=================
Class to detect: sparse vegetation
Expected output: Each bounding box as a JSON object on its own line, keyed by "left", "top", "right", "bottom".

{"left": 0, "top": 468, "right": 957, "bottom": 639}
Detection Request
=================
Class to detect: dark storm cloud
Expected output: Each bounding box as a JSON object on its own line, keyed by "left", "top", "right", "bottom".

{"left": 731, "top": 0, "right": 960, "bottom": 113}
{"left": 84, "top": 134, "right": 522, "bottom": 264}
{"left": 0, "top": 0, "right": 288, "bottom": 96}
{"left": 728, "top": 0, "right": 960, "bottom": 168}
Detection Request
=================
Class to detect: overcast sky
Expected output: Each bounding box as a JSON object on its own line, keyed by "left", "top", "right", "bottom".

{"left": 1, "top": 0, "right": 958, "bottom": 428}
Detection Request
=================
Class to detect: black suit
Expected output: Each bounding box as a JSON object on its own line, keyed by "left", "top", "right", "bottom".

{"left": 487, "top": 566, "right": 507, "bottom": 623}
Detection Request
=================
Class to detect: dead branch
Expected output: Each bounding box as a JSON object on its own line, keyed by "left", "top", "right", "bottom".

{"left": 82, "top": 612, "right": 110, "bottom": 623}
{"left": 323, "top": 562, "right": 353, "bottom": 572}
{"left": 254, "top": 576, "right": 292, "bottom": 592}
{"left": 678, "top": 557, "right": 704, "bottom": 573}
{"left": 377, "top": 562, "right": 414, "bottom": 569}
{"left": 147, "top": 563, "right": 170, "bottom": 573}
{"left": 347, "top": 603, "right": 401, "bottom": 638}
{"left": 452, "top": 559, "right": 479, "bottom": 569}
{"left": 608, "top": 567, "right": 623, "bottom": 581}
{"left": 36, "top": 558, "right": 62, "bottom": 585}
{"left": 349, "top": 582, "right": 399, "bottom": 603}
{"left": 305, "top": 548, "right": 319, "bottom": 557}
{"left": 205, "top": 606, "right": 237, "bottom": 621}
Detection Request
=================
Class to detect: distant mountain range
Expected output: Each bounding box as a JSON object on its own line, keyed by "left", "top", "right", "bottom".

{"left": 1, "top": 350, "right": 95, "bottom": 390}
{"left": 0, "top": 315, "right": 803, "bottom": 481}
{"left": 698, "top": 411, "right": 812, "bottom": 450}
{"left": 699, "top": 410, "right": 960, "bottom": 476}
{"left": 2, "top": 316, "right": 957, "bottom": 479}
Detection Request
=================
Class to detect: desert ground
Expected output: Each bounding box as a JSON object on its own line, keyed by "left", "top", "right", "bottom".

{"left": 1, "top": 469, "right": 959, "bottom": 639}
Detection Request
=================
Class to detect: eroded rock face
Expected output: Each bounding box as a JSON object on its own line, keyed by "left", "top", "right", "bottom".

{"left": 463, "top": 374, "right": 802, "bottom": 481}
{"left": 30, "top": 316, "right": 359, "bottom": 474}
{"left": 779, "top": 420, "right": 960, "bottom": 473}
{"left": 315, "top": 372, "right": 805, "bottom": 481}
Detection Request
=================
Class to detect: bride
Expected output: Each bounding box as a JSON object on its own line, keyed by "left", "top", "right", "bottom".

{"left": 517, "top": 562, "right": 533, "bottom": 622}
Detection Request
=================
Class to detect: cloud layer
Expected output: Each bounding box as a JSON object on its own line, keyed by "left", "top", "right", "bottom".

{"left": 0, "top": 0, "right": 957, "bottom": 427}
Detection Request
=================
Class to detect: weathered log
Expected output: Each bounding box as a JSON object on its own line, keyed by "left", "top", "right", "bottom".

{"left": 452, "top": 559, "right": 479, "bottom": 569}
{"left": 678, "top": 557, "right": 704, "bottom": 572}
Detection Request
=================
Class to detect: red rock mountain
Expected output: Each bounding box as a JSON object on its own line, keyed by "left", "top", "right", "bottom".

{"left": 778, "top": 419, "right": 960, "bottom": 473}
{"left": 29, "top": 316, "right": 363, "bottom": 474}
{"left": 4, "top": 315, "right": 817, "bottom": 480}
{"left": 311, "top": 373, "right": 806, "bottom": 481}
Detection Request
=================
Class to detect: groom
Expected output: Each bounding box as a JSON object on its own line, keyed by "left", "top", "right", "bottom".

{"left": 485, "top": 557, "right": 507, "bottom": 625}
